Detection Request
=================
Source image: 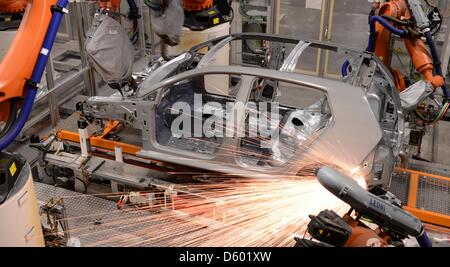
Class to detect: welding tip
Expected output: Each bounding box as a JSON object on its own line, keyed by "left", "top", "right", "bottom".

{"left": 315, "top": 166, "right": 425, "bottom": 239}
{"left": 316, "top": 166, "right": 361, "bottom": 198}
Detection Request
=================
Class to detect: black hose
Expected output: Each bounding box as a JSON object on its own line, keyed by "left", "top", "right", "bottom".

{"left": 216, "top": 0, "right": 232, "bottom": 17}
{"left": 130, "top": 18, "right": 139, "bottom": 44}
{"left": 381, "top": 15, "right": 413, "bottom": 26}
{"left": 127, "top": 0, "right": 138, "bottom": 10}
{"left": 0, "top": 99, "right": 18, "bottom": 138}
{"left": 126, "top": 0, "right": 140, "bottom": 44}
{"left": 424, "top": 31, "right": 448, "bottom": 99}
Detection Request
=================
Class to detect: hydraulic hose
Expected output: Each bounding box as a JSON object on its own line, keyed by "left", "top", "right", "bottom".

{"left": 341, "top": 60, "right": 350, "bottom": 77}
{"left": 127, "top": 0, "right": 138, "bottom": 10}
{"left": 416, "top": 230, "right": 433, "bottom": 247}
{"left": 367, "top": 16, "right": 408, "bottom": 52}
{"left": 381, "top": 14, "right": 413, "bottom": 26}
{"left": 0, "top": 0, "right": 69, "bottom": 151}
{"left": 343, "top": 16, "right": 408, "bottom": 77}
{"left": 126, "top": 0, "right": 139, "bottom": 44}
{"left": 424, "top": 30, "right": 449, "bottom": 99}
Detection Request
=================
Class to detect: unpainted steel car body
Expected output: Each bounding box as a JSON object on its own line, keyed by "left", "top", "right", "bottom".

{"left": 80, "top": 33, "right": 404, "bottom": 188}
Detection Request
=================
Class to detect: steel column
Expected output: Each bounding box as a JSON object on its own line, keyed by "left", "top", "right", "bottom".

{"left": 74, "top": 1, "right": 97, "bottom": 96}
{"left": 45, "top": 56, "right": 60, "bottom": 127}
{"left": 137, "top": 0, "right": 147, "bottom": 57}
{"left": 439, "top": 0, "right": 450, "bottom": 77}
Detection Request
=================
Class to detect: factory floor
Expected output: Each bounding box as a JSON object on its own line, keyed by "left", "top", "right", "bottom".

{"left": 6, "top": 40, "right": 450, "bottom": 247}
{"left": 34, "top": 180, "right": 450, "bottom": 247}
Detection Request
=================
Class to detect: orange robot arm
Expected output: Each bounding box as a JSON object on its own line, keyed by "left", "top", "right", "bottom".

{"left": 373, "top": 0, "right": 444, "bottom": 91}
{"left": 97, "top": 0, "right": 121, "bottom": 11}
{"left": 0, "top": 0, "right": 28, "bottom": 13}
{"left": 0, "top": 0, "right": 58, "bottom": 121}
{"left": 0, "top": 0, "right": 121, "bottom": 121}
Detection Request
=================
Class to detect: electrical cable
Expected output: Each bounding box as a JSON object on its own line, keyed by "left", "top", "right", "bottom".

{"left": 424, "top": 31, "right": 449, "bottom": 99}
{"left": 342, "top": 15, "right": 409, "bottom": 77}
{"left": 228, "top": 6, "right": 234, "bottom": 23}
{"left": 341, "top": 60, "right": 350, "bottom": 77}
{"left": 367, "top": 15, "right": 408, "bottom": 52}
{"left": 414, "top": 102, "right": 450, "bottom": 125}
{"left": 380, "top": 15, "right": 413, "bottom": 26}
{"left": 0, "top": 0, "right": 69, "bottom": 151}
{"left": 126, "top": 0, "right": 140, "bottom": 44}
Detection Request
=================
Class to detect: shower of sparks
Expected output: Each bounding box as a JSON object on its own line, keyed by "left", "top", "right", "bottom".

{"left": 43, "top": 170, "right": 366, "bottom": 247}
{"left": 42, "top": 100, "right": 369, "bottom": 247}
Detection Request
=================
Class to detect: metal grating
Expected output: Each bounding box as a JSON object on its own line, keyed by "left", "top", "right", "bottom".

{"left": 417, "top": 176, "right": 450, "bottom": 215}
{"left": 34, "top": 182, "right": 196, "bottom": 247}
{"left": 409, "top": 160, "right": 450, "bottom": 179}
{"left": 389, "top": 171, "right": 410, "bottom": 204}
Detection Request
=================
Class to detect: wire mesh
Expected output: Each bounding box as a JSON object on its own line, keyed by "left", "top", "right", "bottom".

{"left": 390, "top": 171, "right": 411, "bottom": 204}
{"left": 417, "top": 176, "right": 450, "bottom": 215}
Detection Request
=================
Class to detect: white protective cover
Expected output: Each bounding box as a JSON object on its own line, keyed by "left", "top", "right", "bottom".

{"left": 400, "top": 80, "right": 433, "bottom": 110}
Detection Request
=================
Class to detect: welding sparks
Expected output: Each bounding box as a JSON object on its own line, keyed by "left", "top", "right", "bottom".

{"left": 45, "top": 135, "right": 367, "bottom": 247}
{"left": 46, "top": 171, "right": 366, "bottom": 247}
{"left": 43, "top": 100, "right": 369, "bottom": 247}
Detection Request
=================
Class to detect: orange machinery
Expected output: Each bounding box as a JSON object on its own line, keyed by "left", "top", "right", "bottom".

{"left": 371, "top": 0, "right": 445, "bottom": 91}
{"left": 0, "top": 0, "right": 58, "bottom": 122}
{"left": 183, "top": 0, "right": 213, "bottom": 11}
{"left": 0, "top": 0, "right": 27, "bottom": 13}
{"left": 0, "top": 0, "right": 219, "bottom": 138}
{"left": 97, "top": 0, "right": 214, "bottom": 12}
{"left": 0, "top": 0, "right": 142, "bottom": 122}
{"left": 97, "top": 0, "right": 121, "bottom": 10}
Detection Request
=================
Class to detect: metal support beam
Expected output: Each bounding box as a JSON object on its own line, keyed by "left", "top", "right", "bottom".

{"left": 45, "top": 56, "right": 60, "bottom": 127}
{"left": 407, "top": 173, "right": 419, "bottom": 208}
{"left": 148, "top": 7, "right": 157, "bottom": 56}
{"left": 111, "top": 146, "right": 124, "bottom": 192}
{"left": 432, "top": 123, "right": 439, "bottom": 163}
{"left": 404, "top": 207, "right": 450, "bottom": 228}
{"left": 395, "top": 167, "right": 450, "bottom": 227}
{"left": 137, "top": 0, "right": 147, "bottom": 57}
{"left": 56, "top": 130, "right": 141, "bottom": 155}
{"left": 318, "top": 0, "right": 332, "bottom": 77}
{"left": 269, "top": 0, "right": 280, "bottom": 34}
{"left": 63, "top": 2, "right": 74, "bottom": 40}
{"left": 74, "top": 1, "right": 97, "bottom": 96}
{"left": 36, "top": 67, "right": 90, "bottom": 104}
{"left": 24, "top": 83, "right": 84, "bottom": 132}
{"left": 440, "top": 0, "right": 450, "bottom": 77}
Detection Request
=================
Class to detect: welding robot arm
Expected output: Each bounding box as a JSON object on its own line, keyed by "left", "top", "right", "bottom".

{"left": 97, "top": 0, "right": 121, "bottom": 10}
{"left": 143, "top": 0, "right": 232, "bottom": 46}
{"left": 0, "top": 0, "right": 27, "bottom": 13}
{"left": 315, "top": 166, "right": 432, "bottom": 247}
{"left": 0, "top": 0, "right": 70, "bottom": 150}
{"left": 368, "top": 0, "right": 446, "bottom": 96}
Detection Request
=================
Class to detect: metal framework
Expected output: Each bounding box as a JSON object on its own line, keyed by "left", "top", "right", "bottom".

{"left": 53, "top": 33, "right": 406, "bottom": 188}
{"left": 395, "top": 167, "right": 450, "bottom": 227}
{"left": 25, "top": 0, "right": 152, "bottom": 131}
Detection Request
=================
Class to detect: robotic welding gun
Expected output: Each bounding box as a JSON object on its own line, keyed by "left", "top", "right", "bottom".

{"left": 296, "top": 166, "right": 432, "bottom": 247}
